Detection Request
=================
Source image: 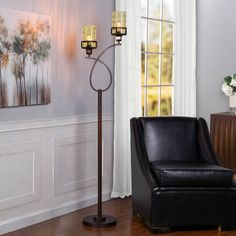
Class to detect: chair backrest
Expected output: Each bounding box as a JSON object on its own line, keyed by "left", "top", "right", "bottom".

{"left": 139, "top": 117, "right": 200, "bottom": 162}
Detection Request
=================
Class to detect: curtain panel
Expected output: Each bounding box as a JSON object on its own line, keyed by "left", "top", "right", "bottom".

{"left": 112, "top": 0, "right": 196, "bottom": 198}
{"left": 174, "top": 0, "right": 196, "bottom": 116}
{"left": 111, "top": 0, "right": 142, "bottom": 198}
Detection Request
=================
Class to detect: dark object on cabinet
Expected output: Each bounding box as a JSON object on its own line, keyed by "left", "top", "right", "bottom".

{"left": 211, "top": 112, "right": 236, "bottom": 171}
{"left": 130, "top": 116, "right": 236, "bottom": 233}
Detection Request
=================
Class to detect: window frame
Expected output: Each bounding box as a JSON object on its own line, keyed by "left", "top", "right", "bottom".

{"left": 141, "top": 0, "right": 175, "bottom": 117}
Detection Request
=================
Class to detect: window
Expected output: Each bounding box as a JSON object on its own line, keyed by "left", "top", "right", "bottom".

{"left": 141, "top": 0, "right": 175, "bottom": 116}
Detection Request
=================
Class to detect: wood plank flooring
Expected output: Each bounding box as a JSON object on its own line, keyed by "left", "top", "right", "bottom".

{"left": 3, "top": 197, "right": 236, "bottom": 236}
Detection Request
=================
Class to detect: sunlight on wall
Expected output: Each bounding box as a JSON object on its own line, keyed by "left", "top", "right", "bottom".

{"left": 29, "top": 0, "right": 80, "bottom": 90}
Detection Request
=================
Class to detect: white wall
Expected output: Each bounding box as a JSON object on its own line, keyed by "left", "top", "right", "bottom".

{"left": 0, "top": 114, "right": 114, "bottom": 234}
{"left": 196, "top": 0, "right": 236, "bottom": 124}
{"left": 0, "top": 0, "right": 115, "bottom": 233}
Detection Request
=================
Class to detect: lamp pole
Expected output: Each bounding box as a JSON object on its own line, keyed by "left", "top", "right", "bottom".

{"left": 81, "top": 11, "right": 127, "bottom": 228}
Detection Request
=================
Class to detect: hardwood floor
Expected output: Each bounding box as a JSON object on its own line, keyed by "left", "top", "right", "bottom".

{"left": 3, "top": 197, "right": 236, "bottom": 236}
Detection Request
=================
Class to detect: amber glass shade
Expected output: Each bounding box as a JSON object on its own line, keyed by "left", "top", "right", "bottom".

{"left": 111, "top": 11, "right": 127, "bottom": 38}
{"left": 81, "top": 25, "right": 97, "bottom": 55}
{"left": 112, "top": 11, "right": 126, "bottom": 28}
{"left": 82, "top": 25, "right": 97, "bottom": 41}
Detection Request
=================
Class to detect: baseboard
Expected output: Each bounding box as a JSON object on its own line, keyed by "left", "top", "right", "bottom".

{"left": 0, "top": 192, "right": 111, "bottom": 235}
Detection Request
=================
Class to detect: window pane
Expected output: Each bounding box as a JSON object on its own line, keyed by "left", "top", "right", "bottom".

{"left": 141, "top": 53, "right": 146, "bottom": 85}
{"left": 141, "top": 0, "right": 175, "bottom": 118}
{"left": 141, "top": 19, "right": 147, "bottom": 52}
{"left": 163, "top": 0, "right": 174, "bottom": 21}
{"left": 142, "top": 87, "right": 146, "bottom": 116}
{"left": 160, "top": 86, "right": 173, "bottom": 116}
{"left": 147, "top": 54, "right": 159, "bottom": 85}
{"left": 147, "top": 87, "right": 159, "bottom": 116}
{"left": 149, "top": 0, "right": 161, "bottom": 19}
{"left": 161, "top": 54, "right": 173, "bottom": 84}
{"left": 162, "top": 22, "right": 173, "bottom": 53}
{"left": 148, "top": 20, "right": 160, "bottom": 53}
{"left": 141, "top": 0, "right": 148, "bottom": 17}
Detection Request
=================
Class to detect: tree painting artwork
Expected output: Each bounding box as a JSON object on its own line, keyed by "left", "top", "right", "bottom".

{"left": 0, "top": 8, "right": 51, "bottom": 108}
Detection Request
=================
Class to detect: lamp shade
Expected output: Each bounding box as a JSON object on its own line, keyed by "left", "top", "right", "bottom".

{"left": 112, "top": 11, "right": 126, "bottom": 28}
{"left": 82, "top": 25, "right": 97, "bottom": 41}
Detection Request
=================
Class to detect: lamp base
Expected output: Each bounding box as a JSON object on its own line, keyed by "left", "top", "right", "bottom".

{"left": 83, "top": 215, "right": 117, "bottom": 228}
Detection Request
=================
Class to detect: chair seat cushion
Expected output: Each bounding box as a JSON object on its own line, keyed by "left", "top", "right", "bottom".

{"left": 150, "top": 161, "right": 234, "bottom": 187}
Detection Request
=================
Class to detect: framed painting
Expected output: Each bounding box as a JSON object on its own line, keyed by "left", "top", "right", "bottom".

{"left": 0, "top": 7, "right": 51, "bottom": 108}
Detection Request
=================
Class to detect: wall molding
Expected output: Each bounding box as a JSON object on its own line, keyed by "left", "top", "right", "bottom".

{"left": 0, "top": 192, "right": 111, "bottom": 235}
{"left": 0, "top": 113, "right": 113, "bottom": 133}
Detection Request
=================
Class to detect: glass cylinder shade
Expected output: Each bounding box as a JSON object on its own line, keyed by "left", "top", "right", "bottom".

{"left": 111, "top": 11, "right": 127, "bottom": 38}
{"left": 112, "top": 11, "right": 126, "bottom": 28}
{"left": 82, "top": 25, "right": 97, "bottom": 41}
{"left": 81, "top": 24, "right": 97, "bottom": 55}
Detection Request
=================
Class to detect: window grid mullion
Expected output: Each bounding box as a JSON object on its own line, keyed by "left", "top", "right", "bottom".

{"left": 142, "top": 84, "right": 175, "bottom": 88}
{"left": 141, "top": 16, "right": 175, "bottom": 24}
{"left": 142, "top": 51, "right": 175, "bottom": 56}
{"left": 158, "top": 0, "right": 164, "bottom": 116}
{"left": 144, "top": 0, "right": 149, "bottom": 116}
{"left": 144, "top": 54, "right": 148, "bottom": 116}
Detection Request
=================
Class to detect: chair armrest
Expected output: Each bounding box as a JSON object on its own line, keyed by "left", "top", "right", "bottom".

{"left": 130, "top": 118, "right": 157, "bottom": 223}
{"left": 198, "top": 117, "right": 220, "bottom": 165}
{"left": 130, "top": 118, "right": 157, "bottom": 189}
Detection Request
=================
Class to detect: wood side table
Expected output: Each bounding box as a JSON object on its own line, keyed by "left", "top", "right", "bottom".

{"left": 210, "top": 112, "right": 236, "bottom": 170}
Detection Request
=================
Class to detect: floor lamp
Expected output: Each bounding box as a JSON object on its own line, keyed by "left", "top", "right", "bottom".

{"left": 81, "top": 11, "right": 127, "bottom": 228}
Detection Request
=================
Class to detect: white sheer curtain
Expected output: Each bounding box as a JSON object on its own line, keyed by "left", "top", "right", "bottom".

{"left": 111, "top": 0, "right": 142, "bottom": 198}
{"left": 174, "top": 0, "right": 196, "bottom": 116}
{"left": 112, "top": 0, "right": 196, "bottom": 198}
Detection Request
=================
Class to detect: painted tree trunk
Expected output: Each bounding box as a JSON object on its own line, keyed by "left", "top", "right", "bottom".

{"left": 41, "top": 65, "right": 44, "bottom": 103}
{"left": 0, "top": 56, "right": 3, "bottom": 107}
{"left": 19, "top": 77, "right": 23, "bottom": 105}
{"left": 36, "top": 66, "right": 38, "bottom": 104}
{"left": 22, "top": 57, "right": 27, "bottom": 105}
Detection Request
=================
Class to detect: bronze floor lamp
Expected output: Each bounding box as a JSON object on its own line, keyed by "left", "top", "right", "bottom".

{"left": 81, "top": 11, "right": 127, "bottom": 228}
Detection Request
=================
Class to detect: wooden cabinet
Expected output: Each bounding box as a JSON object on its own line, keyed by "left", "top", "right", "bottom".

{"left": 210, "top": 112, "right": 236, "bottom": 170}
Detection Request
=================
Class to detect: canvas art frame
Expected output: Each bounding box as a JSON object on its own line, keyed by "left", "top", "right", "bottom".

{"left": 0, "top": 7, "right": 51, "bottom": 108}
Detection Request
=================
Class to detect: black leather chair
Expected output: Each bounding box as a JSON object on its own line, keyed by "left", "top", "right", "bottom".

{"left": 130, "top": 117, "right": 236, "bottom": 233}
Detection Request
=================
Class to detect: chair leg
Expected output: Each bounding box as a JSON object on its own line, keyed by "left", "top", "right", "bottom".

{"left": 146, "top": 223, "right": 171, "bottom": 234}
{"left": 132, "top": 210, "right": 141, "bottom": 217}
{"left": 221, "top": 225, "right": 236, "bottom": 231}
{"left": 150, "top": 227, "right": 171, "bottom": 234}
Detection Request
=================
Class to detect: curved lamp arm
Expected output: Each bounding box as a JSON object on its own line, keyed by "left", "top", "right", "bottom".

{"left": 86, "top": 43, "right": 121, "bottom": 92}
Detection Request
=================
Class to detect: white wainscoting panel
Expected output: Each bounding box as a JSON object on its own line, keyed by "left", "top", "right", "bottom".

{"left": 0, "top": 113, "right": 114, "bottom": 235}
{"left": 54, "top": 134, "right": 106, "bottom": 196}
{"left": 0, "top": 141, "right": 41, "bottom": 210}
